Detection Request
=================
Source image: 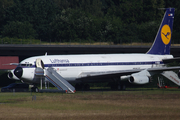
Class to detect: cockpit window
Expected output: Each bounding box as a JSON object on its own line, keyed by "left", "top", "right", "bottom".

{"left": 20, "top": 64, "right": 27, "bottom": 66}
{"left": 28, "top": 64, "right": 32, "bottom": 66}
{"left": 20, "top": 64, "right": 32, "bottom": 67}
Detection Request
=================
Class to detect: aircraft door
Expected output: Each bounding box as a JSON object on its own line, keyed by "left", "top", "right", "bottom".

{"left": 36, "top": 58, "right": 44, "bottom": 69}
{"left": 35, "top": 58, "right": 45, "bottom": 76}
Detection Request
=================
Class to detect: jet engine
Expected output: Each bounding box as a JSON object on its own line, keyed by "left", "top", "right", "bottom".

{"left": 129, "top": 75, "right": 149, "bottom": 84}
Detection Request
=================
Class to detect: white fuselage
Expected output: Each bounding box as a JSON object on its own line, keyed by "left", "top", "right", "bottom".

{"left": 17, "top": 53, "right": 173, "bottom": 83}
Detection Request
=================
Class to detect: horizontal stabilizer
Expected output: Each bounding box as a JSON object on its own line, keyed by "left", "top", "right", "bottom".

{"left": 45, "top": 68, "right": 75, "bottom": 93}
{"left": 162, "top": 57, "right": 180, "bottom": 64}
{"left": 3, "top": 63, "right": 19, "bottom": 66}
{"left": 161, "top": 71, "right": 180, "bottom": 86}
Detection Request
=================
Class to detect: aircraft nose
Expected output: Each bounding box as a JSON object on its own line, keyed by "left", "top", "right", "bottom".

{"left": 14, "top": 67, "right": 23, "bottom": 78}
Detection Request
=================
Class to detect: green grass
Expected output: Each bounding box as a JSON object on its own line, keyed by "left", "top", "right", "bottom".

{"left": 0, "top": 92, "right": 31, "bottom": 103}
{"left": 0, "top": 88, "right": 179, "bottom": 103}
{"left": 0, "top": 89, "right": 180, "bottom": 120}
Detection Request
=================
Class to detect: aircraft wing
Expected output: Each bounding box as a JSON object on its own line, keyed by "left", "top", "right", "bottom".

{"left": 147, "top": 66, "right": 180, "bottom": 72}
{"left": 77, "top": 66, "right": 180, "bottom": 80}
{"left": 78, "top": 69, "right": 143, "bottom": 79}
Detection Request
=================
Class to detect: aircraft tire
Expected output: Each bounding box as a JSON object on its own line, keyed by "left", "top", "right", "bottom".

{"left": 121, "top": 84, "right": 126, "bottom": 91}
{"left": 84, "top": 84, "right": 90, "bottom": 90}
{"left": 31, "top": 87, "right": 39, "bottom": 92}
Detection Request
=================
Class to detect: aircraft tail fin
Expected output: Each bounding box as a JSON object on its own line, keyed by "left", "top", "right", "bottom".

{"left": 147, "top": 8, "right": 175, "bottom": 55}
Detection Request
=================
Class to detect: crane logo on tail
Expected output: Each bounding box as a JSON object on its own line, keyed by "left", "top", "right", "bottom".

{"left": 161, "top": 24, "right": 171, "bottom": 45}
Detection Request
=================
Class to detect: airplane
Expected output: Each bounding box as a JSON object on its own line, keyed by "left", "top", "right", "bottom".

{"left": 7, "top": 8, "right": 180, "bottom": 93}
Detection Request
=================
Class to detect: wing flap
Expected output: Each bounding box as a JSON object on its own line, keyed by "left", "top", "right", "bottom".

{"left": 77, "top": 66, "right": 180, "bottom": 80}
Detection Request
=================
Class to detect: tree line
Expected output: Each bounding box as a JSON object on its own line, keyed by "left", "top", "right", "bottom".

{"left": 0, "top": 0, "right": 180, "bottom": 44}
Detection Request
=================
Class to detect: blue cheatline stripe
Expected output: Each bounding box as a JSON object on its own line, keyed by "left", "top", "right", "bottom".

{"left": 21, "top": 61, "right": 164, "bottom": 68}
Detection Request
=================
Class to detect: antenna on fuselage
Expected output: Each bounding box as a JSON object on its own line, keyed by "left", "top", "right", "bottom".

{"left": 45, "top": 52, "right": 47, "bottom": 56}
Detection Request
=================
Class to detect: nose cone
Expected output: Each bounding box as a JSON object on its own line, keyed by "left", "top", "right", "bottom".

{"left": 14, "top": 67, "right": 23, "bottom": 78}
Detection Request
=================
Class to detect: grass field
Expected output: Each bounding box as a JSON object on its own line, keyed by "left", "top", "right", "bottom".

{"left": 0, "top": 88, "right": 180, "bottom": 120}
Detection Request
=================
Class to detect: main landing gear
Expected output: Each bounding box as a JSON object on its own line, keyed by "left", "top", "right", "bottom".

{"left": 110, "top": 82, "right": 126, "bottom": 90}
{"left": 31, "top": 86, "right": 39, "bottom": 92}
{"left": 75, "top": 83, "right": 90, "bottom": 91}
